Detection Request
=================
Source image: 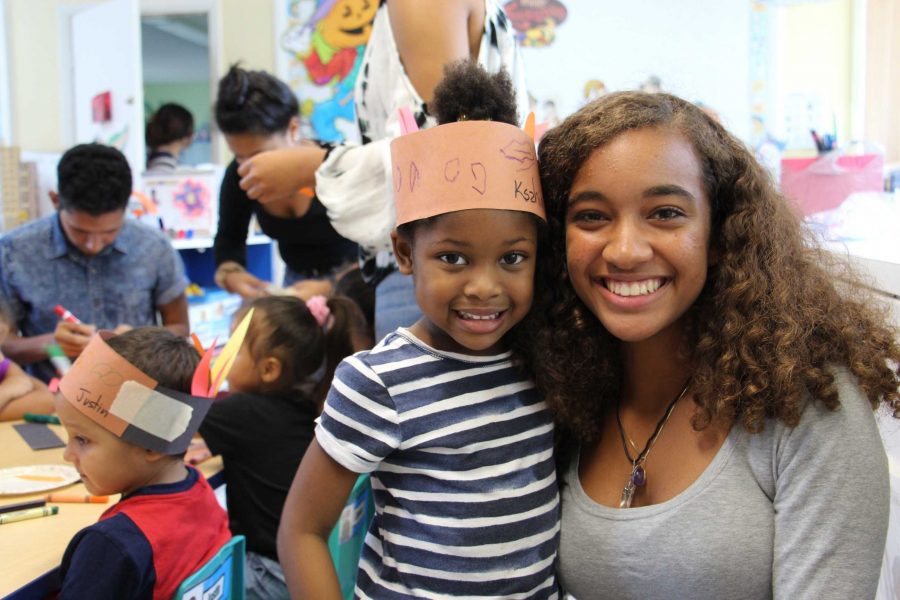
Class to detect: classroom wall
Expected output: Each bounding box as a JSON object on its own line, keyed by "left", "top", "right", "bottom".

{"left": 865, "top": 0, "right": 900, "bottom": 163}
{"left": 6, "top": 0, "right": 96, "bottom": 153}
{"left": 773, "top": 0, "right": 853, "bottom": 153}
{"left": 519, "top": 1, "right": 752, "bottom": 141}
{"left": 6, "top": 0, "right": 275, "bottom": 157}
{"left": 219, "top": 0, "right": 274, "bottom": 74}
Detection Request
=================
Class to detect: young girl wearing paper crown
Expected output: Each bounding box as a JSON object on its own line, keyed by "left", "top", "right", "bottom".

{"left": 195, "top": 295, "right": 371, "bottom": 600}
{"left": 53, "top": 325, "right": 251, "bottom": 599}
{"left": 277, "top": 61, "right": 560, "bottom": 599}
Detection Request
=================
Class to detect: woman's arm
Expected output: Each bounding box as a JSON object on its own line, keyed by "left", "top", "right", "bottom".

{"left": 236, "top": 145, "right": 326, "bottom": 205}
{"left": 277, "top": 439, "right": 360, "bottom": 600}
{"left": 771, "top": 373, "right": 889, "bottom": 598}
{"left": 389, "top": 0, "right": 484, "bottom": 103}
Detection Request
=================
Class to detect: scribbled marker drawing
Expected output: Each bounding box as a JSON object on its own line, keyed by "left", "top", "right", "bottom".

{"left": 408, "top": 162, "right": 420, "bottom": 192}
{"left": 444, "top": 158, "right": 460, "bottom": 182}
{"left": 393, "top": 165, "right": 402, "bottom": 192}
{"left": 500, "top": 139, "right": 536, "bottom": 170}
{"left": 470, "top": 163, "right": 487, "bottom": 195}
{"left": 90, "top": 363, "right": 124, "bottom": 387}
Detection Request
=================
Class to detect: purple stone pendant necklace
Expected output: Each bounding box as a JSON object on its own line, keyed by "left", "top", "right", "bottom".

{"left": 616, "top": 379, "right": 691, "bottom": 509}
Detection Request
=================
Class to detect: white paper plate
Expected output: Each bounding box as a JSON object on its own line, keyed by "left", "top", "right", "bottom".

{"left": 0, "top": 464, "right": 81, "bottom": 495}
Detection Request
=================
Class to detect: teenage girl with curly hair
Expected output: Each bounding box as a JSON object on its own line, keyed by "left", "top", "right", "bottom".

{"left": 529, "top": 91, "right": 900, "bottom": 599}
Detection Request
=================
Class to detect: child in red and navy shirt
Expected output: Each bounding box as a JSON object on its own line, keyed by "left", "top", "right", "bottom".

{"left": 54, "top": 328, "right": 231, "bottom": 599}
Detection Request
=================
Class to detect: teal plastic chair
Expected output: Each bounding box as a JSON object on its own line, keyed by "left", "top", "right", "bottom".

{"left": 172, "top": 534, "right": 246, "bottom": 600}
{"left": 328, "top": 475, "right": 376, "bottom": 600}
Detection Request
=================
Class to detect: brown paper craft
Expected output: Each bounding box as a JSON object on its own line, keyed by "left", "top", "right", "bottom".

{"left": 390, "top": 119, "right": 545, "bottom": 226}
{"left": 57, "top": 314, "right": 252, "bottom": 454}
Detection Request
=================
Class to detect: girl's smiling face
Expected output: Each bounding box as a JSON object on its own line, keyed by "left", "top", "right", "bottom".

{"left": 394, "top": 209, "right": 538, "bottom": 356}
{"left": 564, "top": 126, "right": 712, "bottom": 347}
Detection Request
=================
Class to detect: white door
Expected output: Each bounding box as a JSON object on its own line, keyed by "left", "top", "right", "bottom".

{"left": 70, "top": 0, "right": 144, "bottom": 175}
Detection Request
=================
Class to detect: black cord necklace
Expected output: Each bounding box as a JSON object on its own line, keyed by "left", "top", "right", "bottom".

{"left": 616, "top": 379, "right": 691, "bottom": 508}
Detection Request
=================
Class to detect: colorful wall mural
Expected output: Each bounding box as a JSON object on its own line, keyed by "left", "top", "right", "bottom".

{"left": 277, "top": 0, "right": 378, "bottom": 143}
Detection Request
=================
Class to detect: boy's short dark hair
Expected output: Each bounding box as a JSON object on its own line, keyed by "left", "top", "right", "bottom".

{"left": 57, "top": 143, "right": 133, "bottom": 215}
{"left": 105, "top": 327, "right": 199, "bottom": 394}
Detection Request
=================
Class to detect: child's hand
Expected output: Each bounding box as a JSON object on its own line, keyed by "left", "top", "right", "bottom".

{"left": 113, "top": 324, "right": 133, "bottom": 335}
{"left": 54, "top": 322, "right": 96, "bottom": 357}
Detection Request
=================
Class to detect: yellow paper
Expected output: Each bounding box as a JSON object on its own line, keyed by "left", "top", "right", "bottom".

{"left": 209, "top": 308, "right": 254, "bottom": 396}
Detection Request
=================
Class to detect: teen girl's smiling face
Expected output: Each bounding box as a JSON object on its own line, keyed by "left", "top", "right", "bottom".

{"left": 394, "top": 209, "right": 538, "bottom": 356}
{"left": 565, "top": 127, "right": 712, "bottom": 346}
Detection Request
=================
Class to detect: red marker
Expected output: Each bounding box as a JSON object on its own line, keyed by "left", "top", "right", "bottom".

{"left": 53, "top": 305, "right": 81, "bottom": 324}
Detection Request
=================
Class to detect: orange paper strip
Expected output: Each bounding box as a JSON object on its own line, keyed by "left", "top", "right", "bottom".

{"left": 390, "top": 120, "right": 545, "bottom": 226}
{"left": 524, "top": 112, "right": 535, "bottom": 142}
{"left": 190, "top": 333, "right": 205, "bottom": 356}
{"left": 58, "top": 332, "right": 158, "bottom": 436}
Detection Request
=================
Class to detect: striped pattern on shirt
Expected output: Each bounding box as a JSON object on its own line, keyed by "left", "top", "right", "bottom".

{"left": 317, "top": 329, "right": 560, "bottom": 599}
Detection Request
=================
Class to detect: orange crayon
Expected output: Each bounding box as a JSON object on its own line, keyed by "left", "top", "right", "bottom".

{"left": 45, "top": 493, "right": 109, "bottom": 504}
{"left": 16, "top": 474, "right": 66, "bottom": 482}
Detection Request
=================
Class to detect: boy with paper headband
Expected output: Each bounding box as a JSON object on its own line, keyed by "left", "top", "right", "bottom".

{"left": 53, "top": 321, "right": 250, "bottom": 599}
{"left": 278, "top": 61, "right": 560, "bottom": 599}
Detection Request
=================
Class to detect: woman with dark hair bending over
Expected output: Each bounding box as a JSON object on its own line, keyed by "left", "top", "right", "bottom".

{"left": 213, "top": 65, "right": 358, "bottom": 300}
{"left": 531, "top": 92, "right": 899, "bottom": 599}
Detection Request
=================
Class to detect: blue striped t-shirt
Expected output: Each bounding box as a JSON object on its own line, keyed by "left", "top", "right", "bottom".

{"left": 317, "top": 329, "right": 560, "bottom": 599}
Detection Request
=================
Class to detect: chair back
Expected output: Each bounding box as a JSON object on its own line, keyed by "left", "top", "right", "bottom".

{"left": 328, "top": 474, "right": 376, "bottom": 600}
{"left": 172, "top": 534, "right": 246, "bottom": 600}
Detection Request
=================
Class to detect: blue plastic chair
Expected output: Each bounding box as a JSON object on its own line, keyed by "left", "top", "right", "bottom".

{"left": 328, "top": 475, "right": 376, "bottom": 600}
{"left": 172, "top": 534, "right": 246, "bottom": 600}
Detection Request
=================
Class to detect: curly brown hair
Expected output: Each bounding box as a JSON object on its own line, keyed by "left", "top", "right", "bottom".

{"left": 530, "top": 91, "right": 900, "bottom": 446}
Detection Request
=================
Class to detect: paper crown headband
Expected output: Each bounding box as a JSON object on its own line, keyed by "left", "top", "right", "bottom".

{"left": 57, "top": 310, "right": 253, "bottom": 454}
{"left": 390, "top": 109, "right": 545, "bottom": 226}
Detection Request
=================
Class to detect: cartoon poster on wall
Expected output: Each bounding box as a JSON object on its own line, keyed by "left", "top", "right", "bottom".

{"left": 276, "top": 0, "right": 378, "bottom": 143}
{"left": 503, "top": 0, "right": 567, "bottom": 47}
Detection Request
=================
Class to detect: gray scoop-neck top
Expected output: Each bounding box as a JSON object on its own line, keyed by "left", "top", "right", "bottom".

{"left": 558, "top": 369, "right": 889, "bottom": 600}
